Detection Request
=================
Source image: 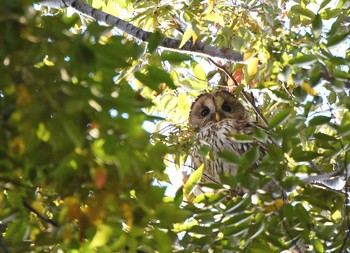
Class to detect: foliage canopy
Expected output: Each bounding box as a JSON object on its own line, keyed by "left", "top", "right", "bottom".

{"left": 1, "top": 0, "right": 350, "bottom": 252}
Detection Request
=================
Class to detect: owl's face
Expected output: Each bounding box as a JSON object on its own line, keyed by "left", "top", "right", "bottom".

{"left": 189, "top": 91, "right": 248, "bottom": 130}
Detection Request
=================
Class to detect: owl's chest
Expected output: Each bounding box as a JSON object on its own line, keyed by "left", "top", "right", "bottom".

{"left": 196, "top": 119, "right": 252, "bottom": 154}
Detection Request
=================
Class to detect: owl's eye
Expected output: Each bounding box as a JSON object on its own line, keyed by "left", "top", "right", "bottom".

{"left": 201, "top": 107, "right": 210, "bottom": 117}
{"left": 222, "top": 103, "right": 232, "bottom": 112}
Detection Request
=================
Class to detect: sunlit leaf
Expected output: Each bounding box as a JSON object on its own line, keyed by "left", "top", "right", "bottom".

{"left": 184, "top": 164, "right": 203, "bottom": 195}
{"left": 268, "top": 108, "right": 293, "bottom": 129}
{"left": 301, "top": 82, "right": 318, "bottom": 95}
{"left": 291, "top": 5, "right": 315, "bottom": 19}
{"left": 179, "top": 26, "right": 194, "bottom": 48}
{"left": 247, "top": 58, "right": 259, "bottom": 77}
{"left": 89, "top": 224, "right": 113, "bottom": 248}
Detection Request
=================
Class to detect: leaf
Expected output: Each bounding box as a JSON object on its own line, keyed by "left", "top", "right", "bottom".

{"left": 244, "top": 221, "right": 265, "bottom": 246}
{"left": 148, "top": 32, "right": 161, "bottom": 54}
{"left": 319, "top": 0, "right": 333, "bottom": 10}
{"left": 313, "top": 239, "right": 325, "bottom": 253}
{"left": 314, "top": 132, "right": 337, "bottom": 142}
{"left": 161, "top": 51, "right": 192, "bottom": 62}
{"left": 289, "top": 54, "right": 318, "bottom": 66}
{"left": 228, "top": 133, "right": 254, "bottom": 142}
{"left": 147, "top": 66, "right": 176, "bottom": 89}
{"left": 308, "top": 115, "right": 331, "bottom": 126}
{"left": 184, "top": 164, "right": 203, "bottom": 195}
{"left": 241, "top": 146, "right": 260, "bottom": 168}
{"left": 89, "top": 224, "right": 113, "bottom": 248}
{"left": 327, "top": 32, "right": 350, "bottom": 47}
{"left": 265, "top": 143, "right": 285, "bottom": 161}
{"left": 179, "top": 26, "right": 194, "bottom": 48}
{"left": 291, "top": 5, "right": 315, "bottom": 19}
{"left": 291, "top": 149, "right": 319, "bottom": 162}
{"left": 268, "top": 108, "right": 293, "bottom": 129}
{"left": 191, "top": 61, "right": 206, "bottom": 81}
{"left": 37, "top": 122, "right": 51, "bottom": 142}
{"left": 312, "top": 14, "right": 322, "bottom": 38}
{"left": 135, "top": 66, "right": 176, "bottom": 91}
{"left": 218, "top": 150, "right": 241, "bottom": 164}
{"left": 301, "top": 82, "right": 318, "bottom": 95}
{"left": 247, "top": 58, "right": 259, "bottom": 76}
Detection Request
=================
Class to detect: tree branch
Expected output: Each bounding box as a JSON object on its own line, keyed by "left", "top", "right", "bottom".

{"left": 39, "top": 0, "right": 243, "bottom": 62}
{"left": 22, "top": 200, "right": 59, "bottom": 227}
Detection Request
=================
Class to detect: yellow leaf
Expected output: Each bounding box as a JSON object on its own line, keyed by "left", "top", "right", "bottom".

{"left": 179, "top": 27, "right": 194, "bottom": 48}
{"left": 37, "top": 123, "right": 51, "bottom": 142}
{"left": 301, "top": 82, "right": 318, "bottom": 95}
{"left": 264, "top": 198, "right": 284, "bottom": 213}
{"left": 43, "top": 55, "right": 55, "bottom": 66}
{"left": 247, "top": 58, "right": 259, "bottom": 76}
{"left": 89, "top": 224, "right": 113, "bottom": 248}
{"left": 243, "top": 52, "right": 253, "bottom": 61}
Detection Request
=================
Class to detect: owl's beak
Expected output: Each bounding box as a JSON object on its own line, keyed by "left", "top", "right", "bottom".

{"left": 215, "top": 112, "right": 221, "bottom": 121}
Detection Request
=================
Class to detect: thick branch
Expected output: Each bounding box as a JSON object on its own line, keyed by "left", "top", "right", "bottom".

{"left": 39, "top": 0, "right": 244, "bottom": 62}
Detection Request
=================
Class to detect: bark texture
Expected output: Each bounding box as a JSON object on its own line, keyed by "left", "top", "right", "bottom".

{"left": 40, "top": 0, "right": 244, "bottom": 62}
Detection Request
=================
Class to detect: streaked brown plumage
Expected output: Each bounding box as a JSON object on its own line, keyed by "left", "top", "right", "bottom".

{"left": 188, "top": 90, "right": 266, "bottom": 194}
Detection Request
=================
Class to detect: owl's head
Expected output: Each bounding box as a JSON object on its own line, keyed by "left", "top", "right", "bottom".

{"left": 188, "top": 91, "right": 248, "bottom": 130}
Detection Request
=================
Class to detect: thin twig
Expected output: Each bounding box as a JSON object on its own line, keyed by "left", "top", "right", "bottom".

{"left": 22, "top": 200, "right": 59, "bottom": 227}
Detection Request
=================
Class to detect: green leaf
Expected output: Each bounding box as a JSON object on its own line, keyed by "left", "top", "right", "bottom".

{"left": 148, "top": 32, "right": 161, "bottom": 54}
{"left": 291, "top": 149, "right": 319, "bottom": 162}
{"left": 327, "top": 32, "right": 350, "bottom": 47}
{"left": 241, "top": 146, "right": 260, "bottom": 168}
{"left": 228, "top": 133, "right": 254, "bottom": 142}
{"left": 319, "top": 0, "right": 332, "bottom": 10}
{"left": 218, "top": 150, "right": 241, "bottom": 164}
{"left": 89, "top": 225, "right": 113, "bottom": 248}
{"left": 135, "top": 71, "right": 158, "bottom": 91}
{"left": 191, "top": 61, "right": 206, "bottom": 81}
{"left": 312, "top": 14, "right": 322, "bottom": 38}
{"left": 289, "top": 54, "right": 318, "bottom": 66}
{"left": 244, "top": 221, "right": 265, "bottom": 246}
{"left": 314, "top": 132, "right": 337, "bottom": 142}
{"left": 308, "top": 115, "right": 331, "bottom": 126}
{"left": 135, "top": 66, "right": 176, "bottom": 91}
{"left": 147, "top": 66, "right": 176, "bottom": 89}
{"left": 161, "top": 51, "right": 192, "bottom": 62}
{"left": 268, "top": 108, "right": 293, "bottom": 129}
{"left": 313, "top": 239, "right": 325, "bottom": 253}
{"left": 265, "top": 143, "right": 285, "bottom": 162}
{"left": 291, "top": 5, "right": 315, "bottom": 19}
{"left": 184, "top": 164, "right": 203, "bottom": 195}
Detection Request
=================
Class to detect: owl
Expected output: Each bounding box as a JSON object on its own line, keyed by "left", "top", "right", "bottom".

{"left": 188, "top": 90, "right": 266, "bottom": 195}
